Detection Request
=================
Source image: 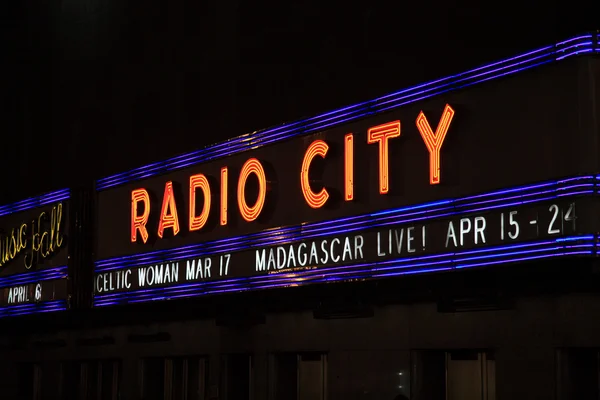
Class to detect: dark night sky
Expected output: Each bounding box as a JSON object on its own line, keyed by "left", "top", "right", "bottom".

{"left": 1, "top": 1, "right": 597, "bottom": 204}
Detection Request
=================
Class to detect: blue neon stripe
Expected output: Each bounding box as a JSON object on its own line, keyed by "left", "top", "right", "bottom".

{"left": 95, "top": 34, "right": 595, "bottom": 190}
{"left": 95, "top": 174, "right": 595, "bottom": 271}
{"left": 92, "top": 235, "right": 594, "bottom": 306}
{"left": 0, "top": 266, "right": 68, "bottom": 288}
{"left": 98, "top": 236, "right": 596, "bottom": 300}
{"left": 0, "top": 300, "right": 67, "bottom": 318}
{"left": 0, "top": 189, "right": 70, "bottom": 217}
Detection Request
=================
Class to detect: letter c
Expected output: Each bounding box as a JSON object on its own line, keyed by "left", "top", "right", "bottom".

{"left": 96, "top": 275, "right": 103, "bottom": 293}
{"left": 301, "top": 140, "right": 330, "bottom": 208}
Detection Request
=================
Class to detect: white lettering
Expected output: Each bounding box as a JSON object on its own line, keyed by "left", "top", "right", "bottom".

{"left": 187, "top": 259, "right": 197, "bottom": 279}
{"left": 287, "top": 246, "right": 297, "bottom": 268}
{"left": 253, "top": 235, "right": 365, "bottom": 273}
{"left": 407, "top": 227, "right": 415, "bottom": 253}
{"left": 446, "top": 221, "right": 457, "bottom": 248}
{"left": 377, "top": 232, "right": 385, "bottom": 256}
{"left": 298, "top": 243, "right": 307, "bottom": 266}
{"left": 394, "top": 229, "right": 404, "bottom": 253}
{"left": 203, "top": 258, "right": 212, "bottom": 278}
{"left": 256, "top": 250, "right": 266, "bottom": 271}
{"left": 95, "top": 270, "right": 132, "bottom": 293}
{"left": 309, "top": 243, "right": 318, "bottom": 264}
{"left": 277, "top": 247, "right": 286, "bottom": 269}
{"left": 320, "top": 240, "right": 329, "bottom": 264}
{"left": 7, "top": 285, "right": 30, "bottom": 304}
{"left": 138, "top": 263, "right": 179, "bottom": 287}
{"left": 330, "top": 238, "right": 340, "bottom": 263}
{"left": 354, "top": 235, "right": 364, "bottom": 259}
{"left": 268, "top": 249, "right": 276, "bottom": 270}
{"left": 342, "top": 237, "right": 352, "bottom": 261}
{"left": 219, "top": 254, "right": 230, "bottom": 276}
{"left": 474, "top": 216, "right": 486, "bottom": 244}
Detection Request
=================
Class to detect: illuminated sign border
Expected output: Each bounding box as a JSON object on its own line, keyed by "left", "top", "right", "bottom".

{"left": 0, "top": 265, "right": 67, "bottom": 288}
{"left": 0, "top": 300, "right": 67, "bottom": 318}
{"left": 93, "top": 174, "right": 599, "bottom": 306}
{"left": 94, "top": 236, "right": 593, "bottom": 306}
{"left": 0, "top": 266, "right": 69, "bottom": 317}
{"left": 0, "top": 189, "right": 70, "bottom": 217}
{"left": 96, "top": 33, "right": 599, "bottom": 190}
{"left": 96, "top": 175, "right": 596, "bottom": 271}
{"left": 0, "top": 189, "right": 71, "bottom": 317}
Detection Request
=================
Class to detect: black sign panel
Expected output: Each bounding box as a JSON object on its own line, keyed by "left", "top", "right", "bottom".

{"left": 96, "top": 61, "right": 598, "bottom": 263}
{"left": 0, "top": 197, "right": 70, "bottom": 310}
{"left": 93, "top": 60, "right": 600, "bottom": 305}
{"left": 93, "top": 197, "right": 596, "bottom": 305}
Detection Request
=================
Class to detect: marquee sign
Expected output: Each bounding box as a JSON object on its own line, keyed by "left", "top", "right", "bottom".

{"left": 93, "top": 34, "right": 600, "bottom": 307}
{"left": 0, "top": 189, "right": 71, "bottom": 317}
{"left": 128, "top": 105, "right": 453, "bottom": 246}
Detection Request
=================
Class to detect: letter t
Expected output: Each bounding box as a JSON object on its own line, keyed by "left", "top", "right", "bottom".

{"left": 367, "top": 121, "right": 401, "bottom": 194}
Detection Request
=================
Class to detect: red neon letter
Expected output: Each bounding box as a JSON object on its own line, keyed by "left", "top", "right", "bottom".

{"left": 220, "top": 167, "right": 228, "bottom": 226}
{"left": 131, "top": 189, "right": 150, "bottom": 243}
{"left": 301, "top": 140, "right": 330, "bottom": 208}
{"left": 367, "top": 121, "right": 401, "bottom": 194}
{"left": 416, "top": 104, "right": 455, "bottom": 185}
{"left": 344, "top": 134, "right": 354, "bottom": 201}
{"left": 189, "top": 174, "right": 211, "bottom": 231}
{"left": 237, "top": 158, "right": 267, "bottom": 222}
{"left": 157, "top": 181, "right": 181, "bottom": 238}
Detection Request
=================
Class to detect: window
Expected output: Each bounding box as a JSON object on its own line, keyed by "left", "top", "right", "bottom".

{"left": 61, "top": 361, "right": 81, "bottom": 400}
{"left": 327, "top": 350, "right": 410, "bottom": 400}
{"left": 16, "top": 363, "right": 39, "bottom": 400}
{"left": 60, "top": 360, "right": 121, "bottom": 400}
{"left": 141, "top": 356, "right": 208, "bottom": 400}
{"left": 16, "top": 362, "right": 64, "bottom": 400}
{"left": 40, "top": 362, "right": 61, "bottom": 400}
{"left": 557, "top": 348, "right": 600, "bottom": 400}
{"left": 270, "top": 352, "right": 327, "bottom": 400}
{"left": 141, "top": 358, "right": 165, "bottom": 400}
{"left": 221, "top": 354, "right": 253, "bottom": 400}
{"left": 412, "top": 350, "right": 495, "bottom": 400}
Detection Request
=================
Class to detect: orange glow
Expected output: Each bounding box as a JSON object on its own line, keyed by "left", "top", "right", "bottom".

{"left": 367, "top": 121, "right": 401, "bottom": 194}
{"left": 157, "top": 181, "right": 181, "bottom": 238}
{"left": 189, "top": 174, "right": 211, "bottom": 231}
{"left": 416, "top": 104, "right": 455, "bottom": 185}
{"left": 220, "top": 167, "right": 228, "bottom": 226}
{"left": 344, "top": 134, "right": 354, "bottom": 201}
{"left": 131, "top": 189, "right": 150, "bottom": 243}
{"left": 301, "top": 140, "right": 330, "bottom": 209}
{"left": 237, "top": 158, "right": 267, "bottom": 222}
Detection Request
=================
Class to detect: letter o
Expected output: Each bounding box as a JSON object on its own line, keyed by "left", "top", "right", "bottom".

{"left": 237, "top": 158, "right": 267, "bottom": 222}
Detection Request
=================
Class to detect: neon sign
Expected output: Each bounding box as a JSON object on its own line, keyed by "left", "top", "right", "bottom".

{"left": 130, "top": 105, "right": 455, "bottom": 244}
{"left": 93, "top": 175, "right": 596, "bottom": 306}
{"left": 90, "top": 33, "right": 600, "bottom": 307}
{"left": 0, "top": 189, "right": 71, "bottom": 317}
{"left": 0, "top": 203, "right": 65, "bottom": 270}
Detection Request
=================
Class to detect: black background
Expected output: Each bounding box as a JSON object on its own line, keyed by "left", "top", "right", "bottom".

{"left": 2, "top": 1, "right": 598, "bottom": 205}
{"left": 96, "top": 59, "right": 598, "bottom": 260}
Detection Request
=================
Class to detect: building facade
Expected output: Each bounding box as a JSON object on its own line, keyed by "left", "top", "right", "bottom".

{"left": 0, "top": 33, "right": 600, "bottom": 400}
